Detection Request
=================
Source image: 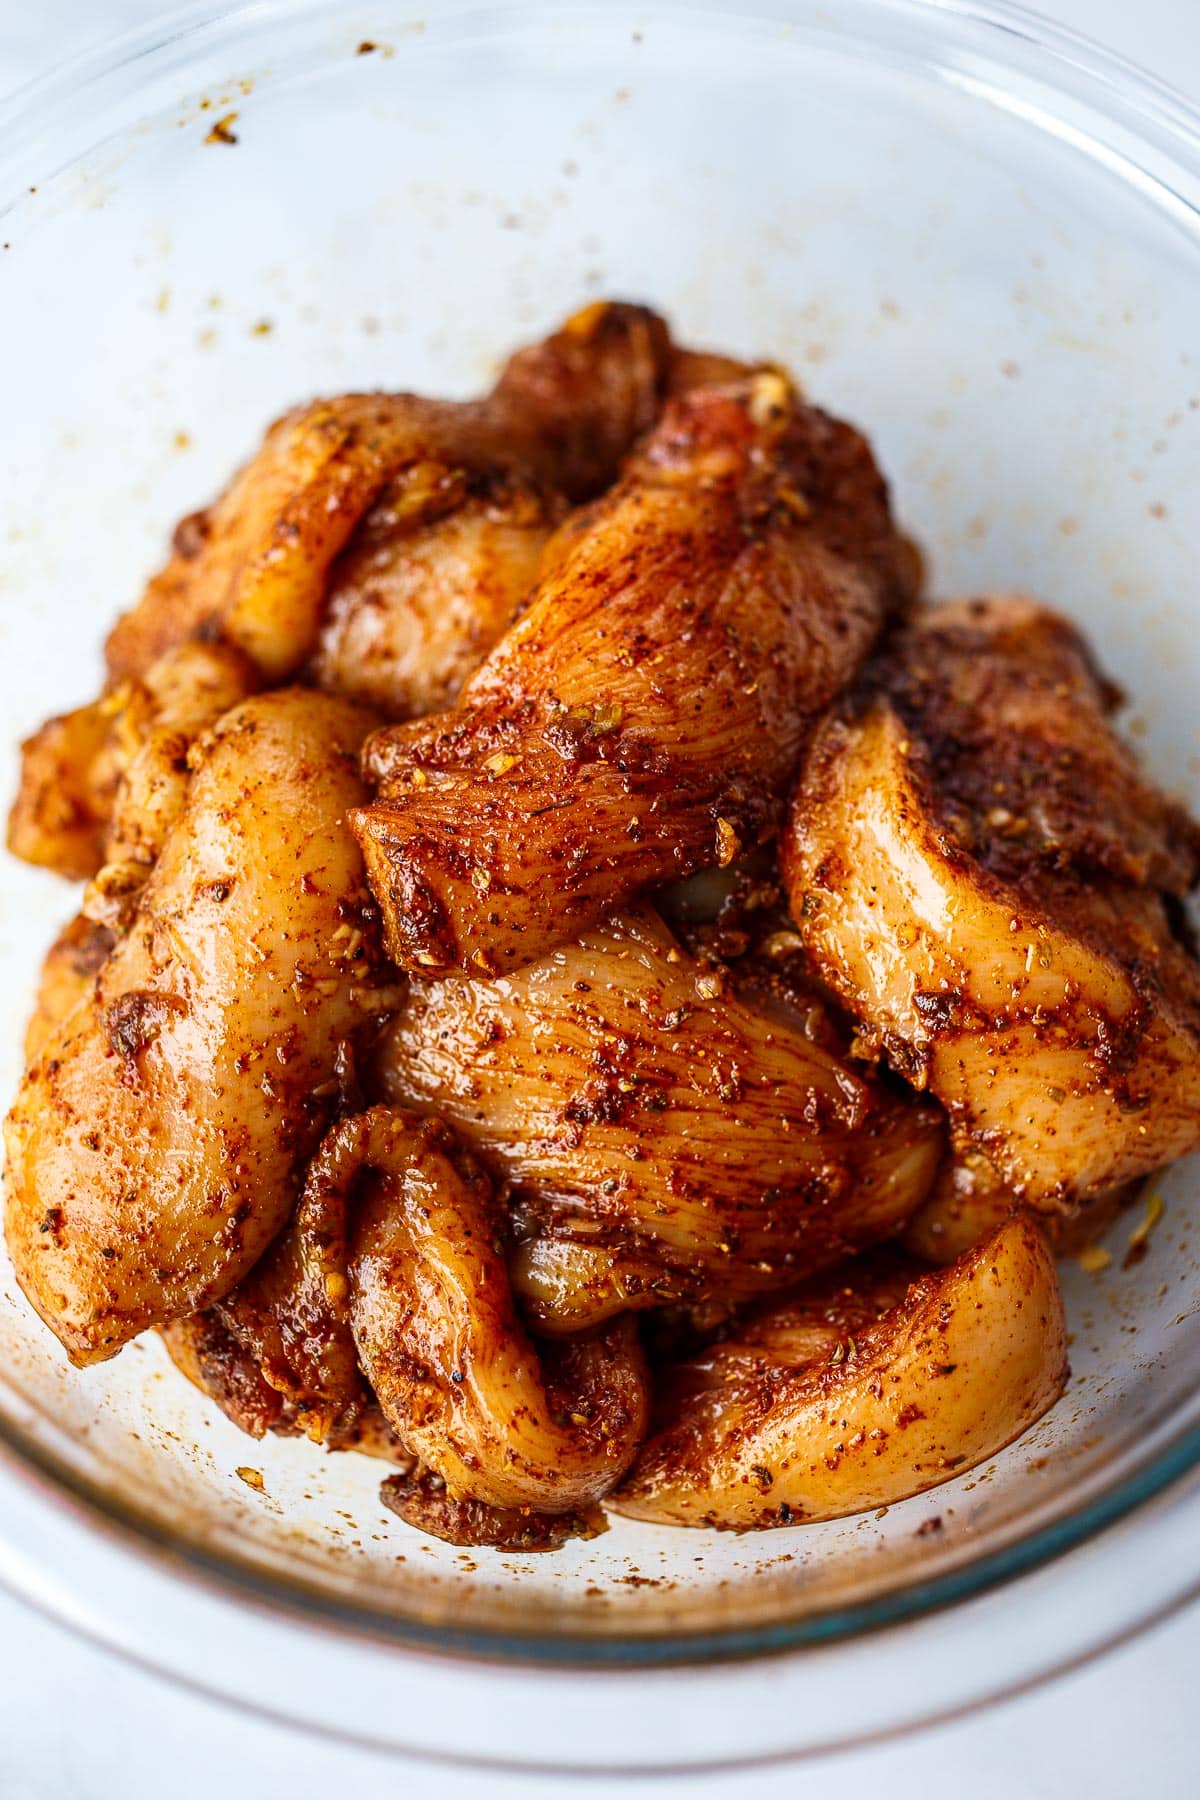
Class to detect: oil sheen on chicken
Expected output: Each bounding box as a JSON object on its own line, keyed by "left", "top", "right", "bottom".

{"left": 610, "top": 1212, "right": 1068, "bottom": 1529}
{"left": 376, "top": 907, "right": 944, "bottom": 1330}
{"left": 14, "top": 306, "right": 1199, "bottom": 1555}
{"left": 784, "top": 596, "right": 1200, "bottom": 1206}
{"left": 4, "top": 690, "right": 397, "bottom": 1363}
{"left": 8, "top": 302, "right": 691, "bottom": 882}
{"left": 355, "top": 370, "right": 915, "bottom": 977}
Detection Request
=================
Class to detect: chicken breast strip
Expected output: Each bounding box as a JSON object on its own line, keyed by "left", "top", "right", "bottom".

{"left": 610, "top": 1212, "right": 1067, "bottom": 1529}
{"left": 356, "top": 372, "right": 914, "bottom": 977}
{"left": 195, "top": 1105, "right": 650, "bottom": 1539}
{"left": 783, "top": 596, "right": 1200, "bottom": 1206}
{"left": 376, "top": 907, "right": 943, "bottom": 1330}
{"left": 309, "top": 338, "right": 757, "bottom": 721}
{"left": 9, "top": 302, "right": 694, "bottom": 881}
{"left": 161, "top": 1101, "right": 647, "bottom": 1540}
{"left": 4, "top": 690, "right": 397, "bottom": 1362}
{"left": 8, "top": 640, "right": 259, "bottom": 882}
{"left": 105, "top": 300, "right": 678, "bottom": 687}
{"left": 341, "top": 1108, "right": 650, "bottom": 1514}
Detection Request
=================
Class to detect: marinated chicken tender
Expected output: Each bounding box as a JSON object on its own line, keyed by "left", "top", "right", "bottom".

{"left": 217, "top": 1105, "right": 649, "bottom": 1530}
{"left": 93, "top": 640, "right": 261, "bottom": 874}
{"left": 610, "top": 1212, "right": 1068, "bottom": 1529}
{"left": 163, "top": 1106, "right": 649, "bottom": 1540}
{"left": 309, "top": 472, "right": 554, "bottom": 718}
{"left": 159, "top": 1309, "right": 301, "bottom": 1442}
{"left": 376, "top": 908, "right": 944, "bottom": 1330}
{"left": 103, "top": 300, "right": 677, "bottom": 690}
{"left": 104, "top": 401, "right": 502, "bottom": 691}
{"left": 378, "top": 1467, "right": 601, "bottom": 1552}
{"left": 313, "top": 339, "right": 762, "bottom": 723}
{"left": 84, "top": 640, "right": 261, "bottom": 927}
{"left": 180, "top": 1211, "right": 368, "bottom": 1447}
{"left": 355, "top": 372, "right": 913, "bottom": 978}
{"left": 784, "top": 596, "right": 1200, "bottom": 1207}
{"left": 28, "top": 308, "right": 1196, "bottom": 1551}
{"left": 171, "top": 1111, "right": 381, "bottom": 1449}
{"left": 8, "top": 303, "right": 689, "bottom": 883}
{"left": 4, "top": 690, "right": 397, "bottom": 1363}
{"left": 341, "top": 1109, "right": 649, "bottom": 1514}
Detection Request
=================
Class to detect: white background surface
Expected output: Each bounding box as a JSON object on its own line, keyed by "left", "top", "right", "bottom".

{"left": 2, "top": 2, "right": 1199, "bottom": 1795}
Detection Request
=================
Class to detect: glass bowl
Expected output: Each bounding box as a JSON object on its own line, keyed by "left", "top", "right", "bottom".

{"left": 3, "top": 0, "right": 1200, "bottom": 1771}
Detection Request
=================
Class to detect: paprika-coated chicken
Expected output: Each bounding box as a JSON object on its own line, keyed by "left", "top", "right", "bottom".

{"left": 783, "top": 596, "right": 1200, "bottom": 1207}
{"left": 308, "top": 340, "right": 756, "bottom": 721}
{"left": 5, "top": 690, "right": 397, "bottom": 1362}
{"left": 8, "top": 639, "right": 260, "bottom": 883}
{"left": 172, "top": 1106, "right": 649, "bottom": 1545}
{"left": 8, "top": 302, "right": 691, "bottom": 881}
{"left": 341, "top": 1108, "right": 649, "bottom": 1514}
{"left": 105, "top": 300, "right": 678, "bottom": 687}
{"left": 12, "top": 307, "right": 1200, "bottom": 1554}
{"left": 375, "top": 907, "right": 944, "bottom": 1330}
{"left": 610, "top": 1212, "right": 1067, "bottom": 1529}
{"left": 354, "top": 370, "right": 914, "bottom": 978}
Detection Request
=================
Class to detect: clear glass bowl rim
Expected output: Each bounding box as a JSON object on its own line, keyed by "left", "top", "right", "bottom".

{"left": 2, "top": 0, "right": 1200, "bottom": 1684}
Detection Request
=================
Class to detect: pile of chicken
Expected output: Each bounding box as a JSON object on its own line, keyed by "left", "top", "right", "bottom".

{"left": 7, "top": 303, "right": 1200, "bottom": 1550}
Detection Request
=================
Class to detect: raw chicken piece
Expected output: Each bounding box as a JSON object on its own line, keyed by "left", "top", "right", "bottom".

{"left": 357, "top": 372, "right": 913, "bottom": 977}
{"left": 784, "top": 596, "right": 1200, "bottom": 1205}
